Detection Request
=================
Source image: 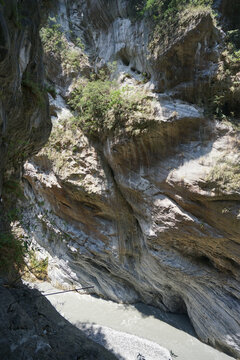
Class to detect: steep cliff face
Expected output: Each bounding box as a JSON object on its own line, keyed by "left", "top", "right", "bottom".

{"left": 0, "top": 0, "right": 51, "bottom": 189}
{"left": 0, "top": 2, "right": 118, "bottom": 359}
{"left": 19, "top": 0, "right": 240, "bottom": 357}
{"left": 0, "top": 0, "right": 52, "bottom": 272}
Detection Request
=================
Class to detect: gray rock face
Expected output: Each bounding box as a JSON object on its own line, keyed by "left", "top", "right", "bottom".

{"left": 0, "top": 2, "right": 116, "bottom": 359}
{"left": 23, "top": 115, "right": 240, "bottom": 358}
{"left": 0, "top": 0, "right": 51, "bottom": 197}
{"left": 67, "top": 0, "right": 220, "bottom": 93}
{"left": 19, "top": 0, "right": 240, "bottom": 358}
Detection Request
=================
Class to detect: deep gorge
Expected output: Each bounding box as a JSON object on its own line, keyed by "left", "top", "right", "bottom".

{"left": 0, "top": 0, "right": 240, "bottom": 359}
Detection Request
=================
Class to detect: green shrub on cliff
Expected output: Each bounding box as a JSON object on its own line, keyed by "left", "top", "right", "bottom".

{"left": 208, "top": 48, "right": 240, "bottom": 119}
{"left": 69, "top": 79, "right": 113, "bottom": 133}
{"left": 40, "top": 17, "right": 87, "bottom": 73}
{"left": 68, "top": 76, "right": 151, "bottom": 137}
{"left": 138, "top": 0, "right": 213, "bottom": 17}
{"left": 40, "top": 17, "right": 64, "bottom": 58}
{"left": 225, "top": 30, "right": 240, "bottom": 65}
{"left": 137, "top": 0, "right": 214, "bottom": 51}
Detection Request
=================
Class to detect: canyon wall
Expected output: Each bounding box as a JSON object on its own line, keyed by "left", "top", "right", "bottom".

{"left": 0, "top": 0, "right": 51, "bottom": 191}
{"left": 17, "top": 0, "right": 240, "bottom": 357}
{"left": 0, "top": 2, "right": 117, "bottom": 359}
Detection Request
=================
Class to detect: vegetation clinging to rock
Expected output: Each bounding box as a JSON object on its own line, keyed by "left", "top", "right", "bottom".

{"left": 28, "top": 251, "right": 48, "bottom": 280}
{"left": 137, "top": 0, "right": 214, "bottom": 49}
{"left": 68, "top": 74, "right": 154, "bottom": 139}
{"left": 209, "top": 37, "right": 240, "bottom": 120}
{"left": 207, "top": 157, "right": 240, "bottom": 193}
{"left": 138, "top": 0, "right": 213, "bottom": 16}
{"left": 40, "top": 16, "right": 88, "bottom": 73}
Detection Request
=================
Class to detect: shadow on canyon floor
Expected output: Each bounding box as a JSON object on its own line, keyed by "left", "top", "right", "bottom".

{"left": 0, "top": 282, "right": 118, "bottom": 360}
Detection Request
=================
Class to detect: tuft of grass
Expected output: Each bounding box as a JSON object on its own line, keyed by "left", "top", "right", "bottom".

{"left": 206, "top": 159, "right": 240, "bottom": 193}
{"left": 28, "top": 251, "right": 48, "bottom": 280}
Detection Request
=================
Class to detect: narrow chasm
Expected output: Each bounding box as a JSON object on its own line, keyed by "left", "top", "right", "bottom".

{"left": 1, "top": 0, "right": 240, "bottom": 359}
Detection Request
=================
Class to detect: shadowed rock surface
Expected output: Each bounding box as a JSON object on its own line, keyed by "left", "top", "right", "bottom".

{"left": 0, "top": 1, "right": 116, "bottom": 359}
{"left": 0, "top": 282, "right": 117, "bottom": 360}
{"left": 0, "top": 0, "right": 51, "bottom": 187}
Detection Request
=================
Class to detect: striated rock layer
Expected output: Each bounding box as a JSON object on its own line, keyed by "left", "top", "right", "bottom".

{"left": 20, "top": 0, "right": 240, "bottom": 358}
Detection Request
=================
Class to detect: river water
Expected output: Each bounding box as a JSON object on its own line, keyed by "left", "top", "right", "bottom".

{"left": 27, "top": 282, "right": 235, "bottom": 360}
